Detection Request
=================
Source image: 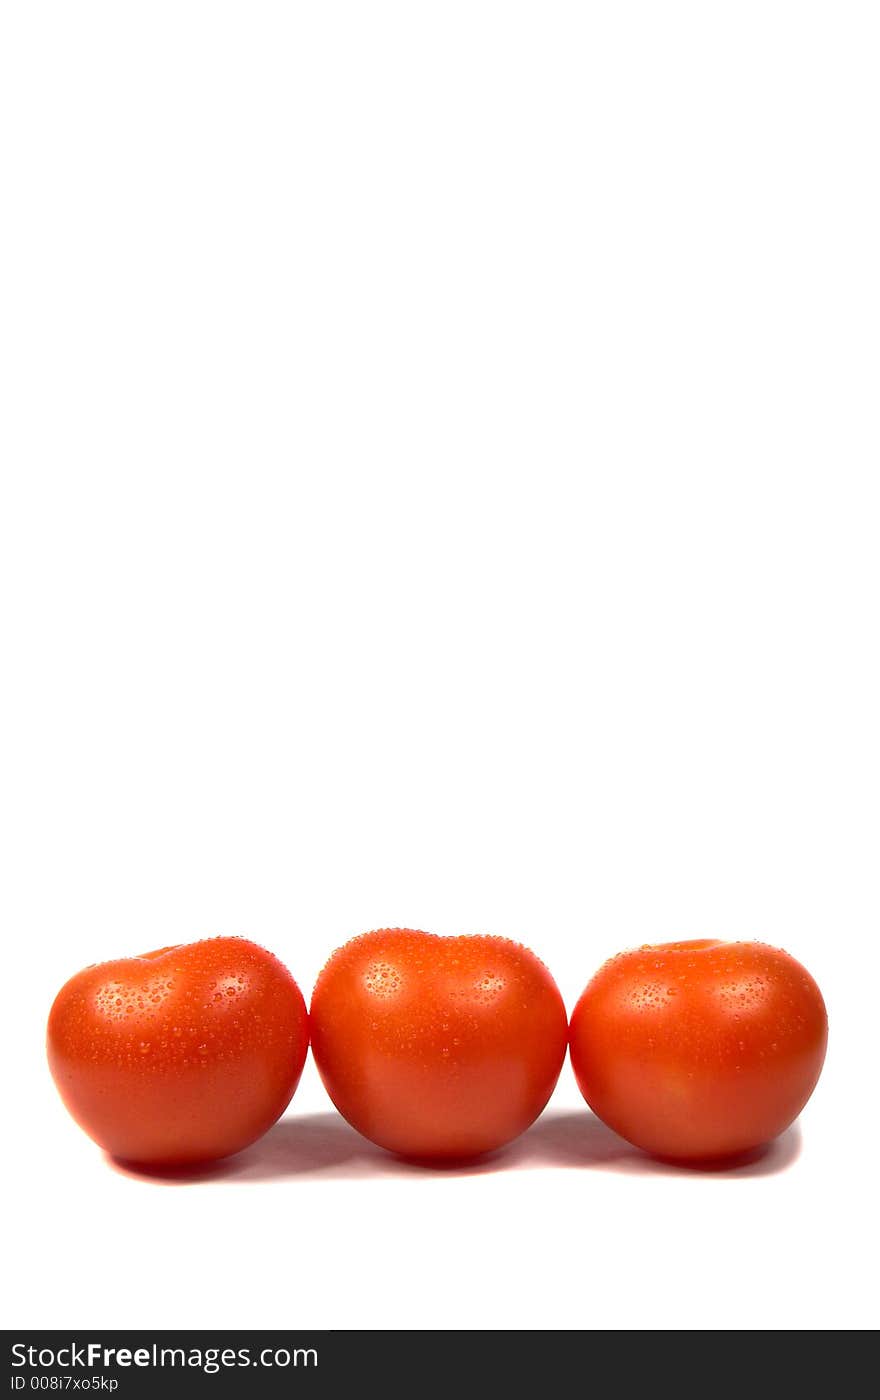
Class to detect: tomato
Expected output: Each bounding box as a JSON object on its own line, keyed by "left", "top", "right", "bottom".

{"left": 47, "top": 937, "right": 309, "bottom": 1165}
{"left": 310, "top": 928, "right": 568, "bottom": 1159}
{"left": 568, "top": 939, "right": 827, "bottom": 1160}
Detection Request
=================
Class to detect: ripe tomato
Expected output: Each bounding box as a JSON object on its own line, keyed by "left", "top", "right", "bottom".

{"left": 569, "top": 939, "right": 827, "bottom": 1160}
{"left": 47, "top": 937, "right": 308, "bottom": 1165}
{"left": 310, "top": 928, "right": 568, "bottom": 1159}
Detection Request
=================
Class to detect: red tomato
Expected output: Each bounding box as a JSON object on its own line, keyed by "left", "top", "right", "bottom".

{"left": 47, "top": 937, "right": 308, "bottom": 1165}
{"left": 569, "top": 939, "right": 827, "bottom": 1160}
{"left": 310, "top": 928, "right": 568, "bottom": 1159}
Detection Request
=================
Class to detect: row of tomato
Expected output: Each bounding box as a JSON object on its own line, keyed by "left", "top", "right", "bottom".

{"left": 47, "top": 929, "right": 827, "bottom": 1168}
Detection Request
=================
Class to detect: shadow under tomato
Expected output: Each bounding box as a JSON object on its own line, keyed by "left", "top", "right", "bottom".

{"left": 109, "top": 1115, "right": 508, "bottom": 1183}
{"left": 503, "top": 1109, "right": 802, "bottom": 1177}
{"left": 108, "top": 1107, "right": 801, "bottom": 1184}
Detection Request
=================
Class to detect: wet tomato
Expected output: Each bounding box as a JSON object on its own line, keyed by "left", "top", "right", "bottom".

{"left": 310, "top": 928, "right": 568, "bottom": 1159}
{"left": 568, "top": 939, "right": 827, "bottom": 1160}
{"left": 47, "top": 936, "right": 308, "bottom": 1165}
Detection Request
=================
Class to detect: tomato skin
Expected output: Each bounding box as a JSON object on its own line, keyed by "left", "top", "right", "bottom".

{"left": 47, "top": 937, "right": 308, "bottom": 1165}
{"left": 310, "top": 928, "right": 568, "bottom": 1159}
{"left": 569, "top": 939, "right": 828, "bottom": 1160}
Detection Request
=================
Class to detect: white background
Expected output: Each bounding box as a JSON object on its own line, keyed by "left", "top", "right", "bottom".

{"left": 1, "top": 2, "right": 878, "bottom": 1332}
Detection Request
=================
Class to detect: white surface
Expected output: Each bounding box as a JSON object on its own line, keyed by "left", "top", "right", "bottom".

{"left": 1, "top": 2, "right": 878, "bottom": 1332}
